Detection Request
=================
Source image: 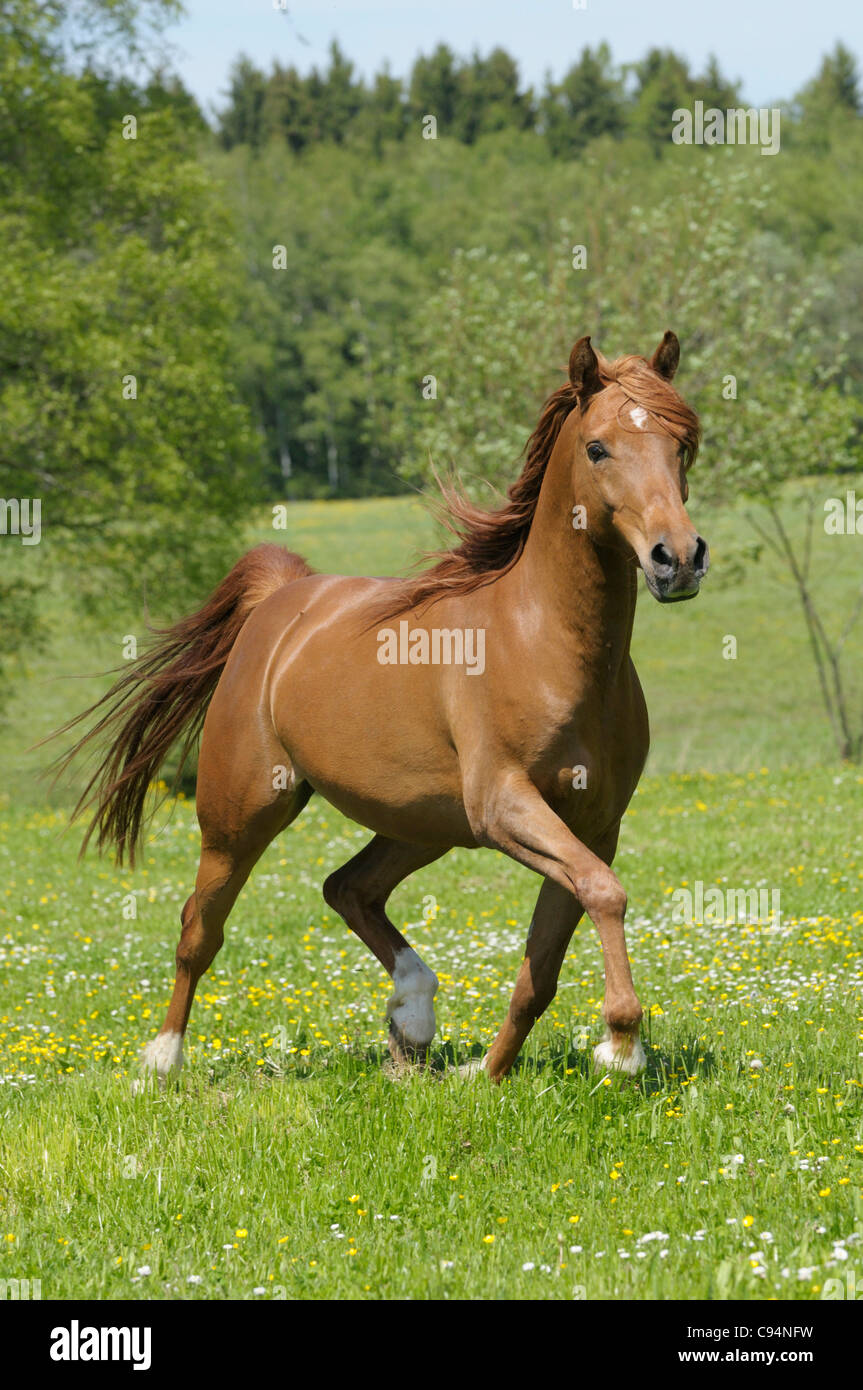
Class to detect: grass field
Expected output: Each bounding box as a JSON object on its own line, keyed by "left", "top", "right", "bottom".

{"left": 1, "top": 490, "right": 862, "bottom": 1301}
{"left": 1, "top": 768, "right": 861, "bottom": 1300}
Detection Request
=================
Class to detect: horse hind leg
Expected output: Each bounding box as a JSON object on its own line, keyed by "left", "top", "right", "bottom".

{"left": 136, "top": 780, "right": 312, "bottom": 1089}
{"left": 322, "top": 835, "right": 446, "bottom": 1066}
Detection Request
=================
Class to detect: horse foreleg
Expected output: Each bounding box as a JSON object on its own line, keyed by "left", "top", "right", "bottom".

{"left": 469, "top": 777, "right": 644, "bottom": 1081}
{"left": 482, "top": 878, "right": 584, "bottom": 1080}
{"left": 322, "top": 835, "right": 446, "bottom": 1066}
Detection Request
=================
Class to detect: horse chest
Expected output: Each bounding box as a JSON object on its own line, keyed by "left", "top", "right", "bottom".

{"left": 535, "top": 690, "right": 647, "bottom": 837}
{"left": 547, "top": 752, "right": 631, "bottom": 836}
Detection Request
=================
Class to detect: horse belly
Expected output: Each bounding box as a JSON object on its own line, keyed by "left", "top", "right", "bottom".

{"left": 270, "top": 621, "right": 473, "bottom": 847}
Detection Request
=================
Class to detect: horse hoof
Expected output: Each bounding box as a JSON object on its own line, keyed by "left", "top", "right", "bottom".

{"left": 593, "top": 1032, "right": 646, "bottom": 1076}
{"left": 387, "top": 1020, "right": 430, "bottom": 1071}
{"left": 131, "top": 1072, "right": 165, "bottom": 1096}
{"left": 455, "top": 1055, "right": 489, "bottom": 1079}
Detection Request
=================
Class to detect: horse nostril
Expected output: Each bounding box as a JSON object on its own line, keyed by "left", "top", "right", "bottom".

{"left": 693, "top": 536, "right": 709, "bottom": 576}
{"left": 650, "top": 542, "right": 675, "bottom": 574}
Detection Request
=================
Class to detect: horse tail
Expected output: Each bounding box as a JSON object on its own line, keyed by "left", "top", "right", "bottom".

{"left": 49, "top": 544, "right": 313, "bottom": 866}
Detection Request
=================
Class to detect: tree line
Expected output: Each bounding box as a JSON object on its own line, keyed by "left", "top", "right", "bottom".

{"left": 215, "top": 39, "right": 861, "bottom": 156}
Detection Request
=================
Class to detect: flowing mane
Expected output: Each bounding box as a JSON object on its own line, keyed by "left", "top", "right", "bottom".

{"left": 380, "top": 349, "right": 701, "bottom": 617}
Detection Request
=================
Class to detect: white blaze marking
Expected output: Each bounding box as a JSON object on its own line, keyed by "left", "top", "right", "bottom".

{"left": 630, "top": 405, "right": 648, "bottom": 430}
{"left": 386, "top": 947, "right": 438, "bottom": 1046}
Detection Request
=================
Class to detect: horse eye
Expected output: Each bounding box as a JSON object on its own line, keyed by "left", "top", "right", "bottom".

{"left": 586, "top": 441, "right": 607, "bottom": 463}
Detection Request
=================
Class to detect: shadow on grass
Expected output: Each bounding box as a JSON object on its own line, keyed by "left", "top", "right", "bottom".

{"left": 196, "top": 1031, "right": 717, "bottom": 1094}
{"left": 439, "top": 1032, "right": 718, "bottom": 1093}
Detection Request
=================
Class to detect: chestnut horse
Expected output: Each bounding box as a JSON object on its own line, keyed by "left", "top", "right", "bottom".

{"left": 56, "top": 333, "right": 708, "bottom": 1086}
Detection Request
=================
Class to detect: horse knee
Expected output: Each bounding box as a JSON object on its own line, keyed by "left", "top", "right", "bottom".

{"left": 575, "top": 867, "right": 626, "bottom": 922}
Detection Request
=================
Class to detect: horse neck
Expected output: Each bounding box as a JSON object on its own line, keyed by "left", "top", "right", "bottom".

{"left": 507, "top": 426, "right": 638, "bottom": 676}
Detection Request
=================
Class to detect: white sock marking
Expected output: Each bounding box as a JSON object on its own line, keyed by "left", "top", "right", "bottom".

{"left": 593, "top": 1029, "right": 646, "bottom": 1076}
{"left": 386, "top": 947, "right": 438, "bottom": 1046}
{"left": 139, "top": 1031, "right": 184, "bottom": 1078}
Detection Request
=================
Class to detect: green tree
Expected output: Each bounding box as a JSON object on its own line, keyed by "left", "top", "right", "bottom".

{"left": 316, "top": 40, "right": 364, "bottom": 143}
{"left": 797, "top": 41, "right": 861, "bottom": 119}
{"left": 539, "top": 44, "right": 625, "bottom": 157}
{"left": 792, "top": 42, "right": 862, "bottom": 152}
{"left": 697, "top": 54, "right": 741, "bottom": 111}
{"left": 0, "top": 0, "right": 260, "bottom": 671}
{"left": 456, "top": 48, "right": 531, "bottom": 143}
{"left": 218, "top": 55, "right": 267, "bottom": 149}
{"left": 627, "top": 47, "right": 695, "bottom": 150}
{"left": 409, "top": 43, "right": 460, "bottom": 133}
{"left": 260, "top": 61, "right": 316, "bottom": 151}
{"left": 350, "top": 66, "right": 408, "bottom": 152}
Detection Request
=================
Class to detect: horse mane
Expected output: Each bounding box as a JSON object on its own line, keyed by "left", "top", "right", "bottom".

{"left": 379, "top": 348, "right": 701, "bottom": 618}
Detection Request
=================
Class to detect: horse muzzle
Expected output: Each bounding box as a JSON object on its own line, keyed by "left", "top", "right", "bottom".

{"left": 644, "top": 534, "right": 709, "bottom": 603}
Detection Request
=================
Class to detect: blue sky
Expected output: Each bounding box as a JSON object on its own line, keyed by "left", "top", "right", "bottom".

{"left": 163, "top": 0, "right": 863, "bottom": 118}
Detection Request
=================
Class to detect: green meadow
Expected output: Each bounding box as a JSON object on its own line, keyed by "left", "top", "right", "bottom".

{"left": 1, "top": 493, "right": 862, "bottom": 1300}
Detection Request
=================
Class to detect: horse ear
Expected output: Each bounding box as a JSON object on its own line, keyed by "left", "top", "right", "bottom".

{"left": 650, "top": 330, "right": 680, "bottom": 381}
{"left": 569, "top": 336, "right": 602, "bottom": 406}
